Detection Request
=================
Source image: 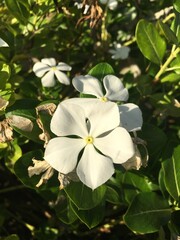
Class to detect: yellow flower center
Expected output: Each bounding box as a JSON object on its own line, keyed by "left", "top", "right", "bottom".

{"left": 100, "top": 96, "right": 108, "bottom": 102}
{"left": 51, "top": 66, "right": 57, "bottom": 71}
{"left": 85, "top": 136, "right": 94, "bottom": 144}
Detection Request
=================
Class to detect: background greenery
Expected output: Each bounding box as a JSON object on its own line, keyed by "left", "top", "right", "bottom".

{"left": 0, "top": 0, "right": 180, "bottom": 239}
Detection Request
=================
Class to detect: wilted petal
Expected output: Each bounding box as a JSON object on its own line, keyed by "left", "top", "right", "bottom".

{"left": 28, "top": 159, "right": 54, "bottom": 187}
{"left": 88, "top": 101, "right": 120, "bottom": 137}
{"left": 94, "top": 127, "right": 135, "bottom": 164}
{"left": 54, "top": 70, "right": 70, "bottom": 85}
{"left": 41, "top": 58, "right": 56, "bottom": 66}
{"left": 9, "top": 115, "right": 33, "bottom": 132}
{"left": 57, "top": 62, "right": 72, "bottom": 71}
{"left": 119, "top": 103, "right": 143, "bottom": 132}
{"left": 72, "top": 75, "right": 103, "bottom": 98}
{"left": 77, "top": 144, "right": 114, "bottom": 190}
{"left": 44, "top": 137, "right": 85, "bottom": 174}
{"left": 0, "top": 38, "right": 9, "bottom": 47}
{"left": 51, "top": 102, "right": 88, "bottom": 137}
{"left": 122, "top": 146, "right": 142, "bottom": 170}
{"left": 103, "top": 75, "right": 129, "bottom": 101}
{"left": 33, "top": 62, "right": 50, "bottom": 77}
{"left": 41, "top": 70, "right": 56, "bottom": 87}
{"left": 28, "top": 159, "right": 51, "bottom": 177}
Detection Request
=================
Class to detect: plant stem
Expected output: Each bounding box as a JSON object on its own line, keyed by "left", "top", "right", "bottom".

{"left": 0, "top": 185, "right": 26, "bottom": 194}
{"left": 154, "top": 47, "right": 180, "bottom": 83}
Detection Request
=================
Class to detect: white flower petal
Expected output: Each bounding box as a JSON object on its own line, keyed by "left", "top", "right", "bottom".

{"left": 88, "top": 101, "right": 120, "bottom": 137}
{"left": 0, "top": 38, "right": 9, "bottom": 47}
{"left": 33, "top": 62, "right": 50, "bottom": 77}
{"left": 54, "top": 70, "right": 70, "bottom": 85}
{"left": 94, "top": 127, "right": 135, "bottom": 164}
{"left": 51, "top": 101, "right": 88, "bottom": 137}
{"left": 108, "top": 0, "right": 118, "bottom": 10}
{"left": 77, "top": 144, "right": 114, "bottom": 190}
{"left": 41, "top": 58, "right": 56, "bottom": 66}
{"left": 104, "top": 75, "right": 129, "bottom": 101}
{"left": 72, "top": 75, "right": 103, "bottom": 98}
{"left": 119, "top": 103, "right": 143, "bottom": 132}
{"left": 44, "top": 137, "right": 85, "bottom": 174}
{"left": 57, "top": 62, "right": 72, "bottom": 71}
{"left": 41, "top": 70, "right": 56, "bottom": 87}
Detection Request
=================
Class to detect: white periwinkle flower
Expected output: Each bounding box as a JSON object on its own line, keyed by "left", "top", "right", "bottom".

{"left": 33, "top": 58, "right": 72, "bottom": 87}
{"left": 72, "top": 74, "right": 129, "bottom": 102}
{"left": 100, "top": 0, "right": 118, "bottom": 10}
{"left": 109, "top": 43, "right": 130, "bottom": 60}
{"left": 119, "top": 103, "right": 143, "bottom": 132}
{"left": 44, "top": 99, "right": 135, "bottom": 190}
{"left": 0, "top": 38, "right": 9, "bottom": 47}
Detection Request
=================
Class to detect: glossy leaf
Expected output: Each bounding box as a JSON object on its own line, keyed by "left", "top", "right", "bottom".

{"left": 122, "top": 171, "right": 159, "bottom": 203}
{"left": 88, "top": 62, "right": 114, "bottom": 81}
{"left": 71, "top": 201, "right": 105, "bottom": 229}
{"left": 64, "top": 181, "right": 107, "bottom": 210}
{"left": 158, "top": 20, "right": 178, "bottom": 44}
{"left": 54, "top": 193, "right": 77, "bottom": 224}
{"left": 174, "top": 0, "right": 180, "bottom": 13}
{"left": 136, "top": 19, "right": 166, "bottom": 65}
{"left": 161, "top": 73, "right": 180, "bottom": 82}
{"left": 162, "top": 146, "right": 180, "bottom": 201}
{"left": 124, "top": 192, "right": 171, "bottom": 233}
{"left": 105, "top": 186, "right": 122, "bottom": 204}
{"left": 170, "top": 54, "right": 180, "bottom": 74}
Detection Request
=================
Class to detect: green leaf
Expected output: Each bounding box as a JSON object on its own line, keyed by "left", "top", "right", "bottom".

{"left": 64, "top": 181, "right": 106, "bottom": 210}
{"left": 122, "top": 171, "right": 159, "bottom": 203}
{"left": 4, "top": 235, "right": 20, "bottom": 240}
{"left": 170, "top": 210, "right": 180, "bottom": 235}
{"left": 14, "top": 150, "right": 44, "bottom": 189}
{"left": 71, "top": 201, "right": 105, "bottom": 229}
{"left": 5, "top": 0, "right": 30, "bottom": 25}
{"left": 162, "top": 145, "right": 180, "bottom": 201}
{"left": 174, "top": 0, "right": 180, "bottom": 13}
{"left": 88, "top": 62, "right": 114, "bottom": 81}
{"left": 161, "top": 73, "right": 180, "bottom": 82}
{"left": 136, "top": 19, "right": 166, "bottom": 65}
{"left": 0, "top": 62, "right": 11, "bottom": 89}
{"left": 158, "top": 20, "right": 178, "bottom": 45}
{"left": 54, "top": 193, "right": 77, "bottom": 224}
{"left": 105, "top": 186, "right": 122, "bottom": 204}
{"left": 172, "top": 10, "right": 180, "bottom": 41}
{"left": 138, "top": 123, "right": 167, "bottom": 162}
{"left": 170, "top": 54, "right": 180, "bottom": 74}
{"left": 124, "top": 192, "right": 171, "bottom": 233}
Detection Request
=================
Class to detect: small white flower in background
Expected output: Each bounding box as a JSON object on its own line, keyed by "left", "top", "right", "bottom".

{"left": 120, "top": 64, "right": 141, "bottom": 78}
{"left": 0, "top": 38, "right": 9, "bottom": 47}
{"left": 109, "top": 43, "right": 130, "bottom": 60}
{"left": 44, "top": 99, "right": 135, "bottom": 190}
{"left": 74, "top": 2, "right": 90, "bottom": 14}
{"left": 33, "top": 58, "right": 72, "bottom": 87}
{"left": 100, "top": 0, "right": 118, "bottom": 10}
{"left": 72, "top": 74, "right": 129, "bottom": 102}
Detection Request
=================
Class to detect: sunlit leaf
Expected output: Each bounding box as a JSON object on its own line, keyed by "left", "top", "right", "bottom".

{"left": 64, "top": 181, "right": 107, "bottom": 210}
{"left": 88, "top": 62, "right": 114, "bottom": 81}
{"left": 136, "top": 19, "right": 166, "bottom": 64}
{"left": 124, "top": 192, "right": 171, "bottom": 233}
{"left": 71, "top": 201, "right": 105, "bottom": 229}
{"left": 162, "top": 145, "right": 180, "bottom": 201}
